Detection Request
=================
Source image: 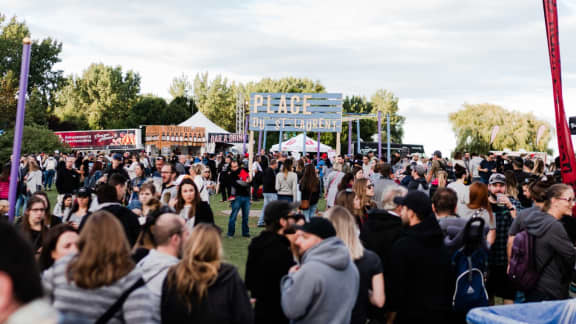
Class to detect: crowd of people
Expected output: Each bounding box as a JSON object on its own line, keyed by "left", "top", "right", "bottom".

{"left": 1, "top": 148, "right": 575, "bottom": 324}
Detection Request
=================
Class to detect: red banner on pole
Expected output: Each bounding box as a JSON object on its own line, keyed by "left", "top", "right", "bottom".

{"left": 543, "top": 0, "right": 576, "bottom": 190}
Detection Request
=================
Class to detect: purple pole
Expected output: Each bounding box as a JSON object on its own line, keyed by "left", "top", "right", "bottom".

{"left": 348, "top": 120, "right": 352, "bottom": 156}
{"left": 243, "top": 115, "right": 249, "bottom": 155}
{"left": 257, "top": 131, "right": 263, "bottom": 154}
{"left": 316, "top": 132, "right": 321, "bottom": 164}
{"left": 377, "top": 111, "right": 382, "bottom": 160}
{"left": 8, "top": 38, "right": 32, "bottom": 221}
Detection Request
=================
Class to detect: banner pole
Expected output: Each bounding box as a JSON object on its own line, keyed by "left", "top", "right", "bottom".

{"left": 317, "top": 132, "right": 321, "bottom": 164}
{"left": 542, "top": 0, "right": 576, "bottom": 201}
{"left": 8, "top": 38, "right": 32, "bottom": 222}
{"left": 356, "top": 119, "right": 361, "bottom": 155}
{"left": 387, "top": 113, "right": 391, "bottom": 163}
{"left": 378, "top": 111, "right": 382, "bottom": 160}
{"left": 302, "top": 132, "right": 307, "bottom": 158}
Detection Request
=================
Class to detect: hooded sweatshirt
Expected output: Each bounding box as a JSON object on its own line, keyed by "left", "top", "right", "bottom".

{"left": 281, "top": 237, "right": 359, "bottom": 324}
{"left": 161, "top": 263, "right": 253, "bottom": 324}
{"left": 388, "top": 216, "right": 453, "bottom": 322}
{"left": 522, "top": 210, "right": 576, "bottom": 300}
{"left": 136, "top": 249, "right": 179, "bottom": 324}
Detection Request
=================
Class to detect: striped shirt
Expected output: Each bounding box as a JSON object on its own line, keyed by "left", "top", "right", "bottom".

{"left": 43, "top": 254, "right": 153, "bottom": 324}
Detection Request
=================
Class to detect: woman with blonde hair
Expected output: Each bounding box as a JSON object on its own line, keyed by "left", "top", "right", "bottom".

{"left": 25, "top": 160, "right": 43, "bottom": 195}
{"left": 334, "top": 190, "right": 364, "bottom": 227}
{"left": 161, "top": 224, "right": 253, "bottom": 323}
{"left": 43, "top": 211, "right": 152, "bottom": 323}
{"left": 324, "top": 206, "right": 385, "bottom": 324}
{"left": 191, "top": 163, "right": 210, "bottom": 203}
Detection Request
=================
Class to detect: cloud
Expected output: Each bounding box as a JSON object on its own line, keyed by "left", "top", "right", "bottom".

{"left": 2, "top": 0, "right": 576, "bottom": 156}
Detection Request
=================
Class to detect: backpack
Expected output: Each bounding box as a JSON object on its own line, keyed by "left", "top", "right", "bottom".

{"left": 507, "top": 230, "right": 554, "bottom": 291}
{"left": 452, "top": 217, "right": 489, "bottom": 313}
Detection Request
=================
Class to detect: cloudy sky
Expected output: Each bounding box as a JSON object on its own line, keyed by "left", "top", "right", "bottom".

{"left": 4, "top": 0, "right": 576, "bottom": 156}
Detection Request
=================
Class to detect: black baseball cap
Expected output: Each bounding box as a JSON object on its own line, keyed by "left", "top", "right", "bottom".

{"left": 112, "top": 153, "right": 122, "bottom": 160}
{"left": 294, "top": 217, "right": 336, "bottom": 239}
{"left": 393, "top": 191, "right": 433, "bottom": 219}
{"left": 77, "top": 187, "right": 91, "bottom": 197}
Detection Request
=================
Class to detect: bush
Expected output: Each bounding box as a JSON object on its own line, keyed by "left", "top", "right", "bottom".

{"left": 0, "top": 124, "right": 67, "bottom": 163}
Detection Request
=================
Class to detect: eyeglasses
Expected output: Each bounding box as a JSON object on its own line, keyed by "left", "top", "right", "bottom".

{"left": 557, "top": 197, "right": 575, "bottom": 203}
{"left": 366, "top": 184, "right": 374, "bottom": 189}
{"left": 29, "top": 208, "right": 46, "bottom": 212}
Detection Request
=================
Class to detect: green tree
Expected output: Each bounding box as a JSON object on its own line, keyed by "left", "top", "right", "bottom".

{"left": 165, "top": 96, "right": 195, "bottom": 124}
{"left": 193, "top": 72, "right": 237, "bottom": 132}
{"left": 55, "top": 63, "right": 141, "bottom": 129}
{"left": 370, "top": 89, "right": 404, "bottom": 143}
{"left": 125, "top": 96, "right": 168, "bottom": 127}
{"left": 0, "top": 14, "right": 64, "bottom": 129}
{"left": 0, "top": 124, "right": 66, "bottom": 162}
{"left": 168, "top": 74, "right": 192, "bottom": 99}
{"left": 449, "top": 103, "right": 553, "bottom": 154}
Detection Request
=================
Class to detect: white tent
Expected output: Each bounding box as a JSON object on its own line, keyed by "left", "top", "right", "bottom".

{"left": 270, "top": 133, "right": 334, "bottom": 153}
{"left": 179, "top": 111, "right": 230, "bottom": 153}
{"left": 179, "top": 111, "right": 229, "bottom": 134}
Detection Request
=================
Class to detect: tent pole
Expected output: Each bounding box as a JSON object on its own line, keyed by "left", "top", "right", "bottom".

{"left": 302, "top": 132, "right": 306, "bottom": 158}
{"left": 262, "top": 130, "right": 267, "bottom": 152}
{"left": 387, "top": 113, "right": 391, "bottom": 163}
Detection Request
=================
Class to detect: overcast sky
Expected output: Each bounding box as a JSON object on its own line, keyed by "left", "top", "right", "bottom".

{"left": 3, "top": 0, "right": 576, "bottom": 156}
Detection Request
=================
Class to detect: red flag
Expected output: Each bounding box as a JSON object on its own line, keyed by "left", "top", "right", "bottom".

{"left": 543, "top": 0, "right": 576, "bottom": 190}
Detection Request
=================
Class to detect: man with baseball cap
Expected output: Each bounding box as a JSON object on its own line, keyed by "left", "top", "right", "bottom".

{"left": 387, "top": 191, "right": 453, "bottom": 323}
{"left": 246, "top": 200, "right": 297, "bottom": 324}
{"left": 486, "top": 173, "right": 517, "bottom": 304}
{"left": 281, "top": 217, "right": 359, "bottom": 324}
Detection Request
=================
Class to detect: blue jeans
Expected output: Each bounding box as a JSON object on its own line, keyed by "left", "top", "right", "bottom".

{"left": 302, "top": 204, "right": 317, "bottom": 222}
{"left": 228, "top": 196, "right": 250, "bottom": 237}
{"left": 15, "top": 194, "right": 27, "bottom": 218}
{"left": 259, "top": 193, "right": 278, "bottom": 225}
{"left": 44, "top": 169, "right": 55, "bottom": 190}
{"left": 277, "top": 195, "right": 293, "bottom": 202}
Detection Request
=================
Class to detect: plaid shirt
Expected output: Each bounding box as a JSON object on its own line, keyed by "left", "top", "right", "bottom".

{"left": 489, "top": 203, "right": 513, "bottom": 266}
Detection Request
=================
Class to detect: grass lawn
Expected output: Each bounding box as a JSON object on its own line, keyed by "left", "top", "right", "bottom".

{"left": 46, "top": 190, "right": 327, "bottom": 278}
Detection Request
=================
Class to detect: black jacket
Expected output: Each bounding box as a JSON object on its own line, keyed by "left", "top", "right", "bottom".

{"left": 207, "top": 160, "right": 218, "bottom": 181}
{"left": 161, "top": 263, "right": 254, "bottom": 324}
{"left": 299, "top": 182, "right": 320, "bottom": 206}
{"left": 262, "top": 167, "right": 277, "bottom": 194}
{"left": 360, "top": 209, "right": 403, "bottom": 274}
{"left": 79, "top": 203, "right": 141, "bottom": 247}
{"left": 245, "top": 231, "right": 295, "bottom": 324}
{"left": 230, "top": 168, "right": 251, "bottom": 197}
{"left": 55, "top": 165, "right": 80, "bottom": 194}
{"left": 387, "top": 216, "right": 453, "bottom": 322}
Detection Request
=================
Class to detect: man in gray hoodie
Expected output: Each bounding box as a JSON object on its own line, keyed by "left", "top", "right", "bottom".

{"left": 281, "top": 217, "right": 359, "bottom": 324}
{"left": 137, "top": 213, "right": 189, "bottom": 323}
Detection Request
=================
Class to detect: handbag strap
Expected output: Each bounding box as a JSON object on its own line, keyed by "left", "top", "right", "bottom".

{"left": 95, "top": 278, "right": 145, "bottom": 324}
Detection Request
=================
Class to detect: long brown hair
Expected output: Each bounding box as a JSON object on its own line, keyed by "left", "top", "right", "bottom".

{"left": 300, "top": 164, "right": 319, "bottom": 193}
{"left": 353, "top": 178, "right": 375, "bottom": 210}
{"left": 282, "top": 158, "right": 293, "bottom": 180}
{"left": 175, "top": 178, "right": 201, "bottom": 221}
{"left": 467, "top": 182, "right": 493, "bottom": 223}
{"left": 21, "top": 197, "right": 48, "bottom": 244}
{"left": 334, "top": 190, "right": 363, "bottom": 225}
{"left": 67, "top": 211, "right": 134, "bottom": 288}
{"left": 166, "top": 224, "right": 222, "bottom": 308}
